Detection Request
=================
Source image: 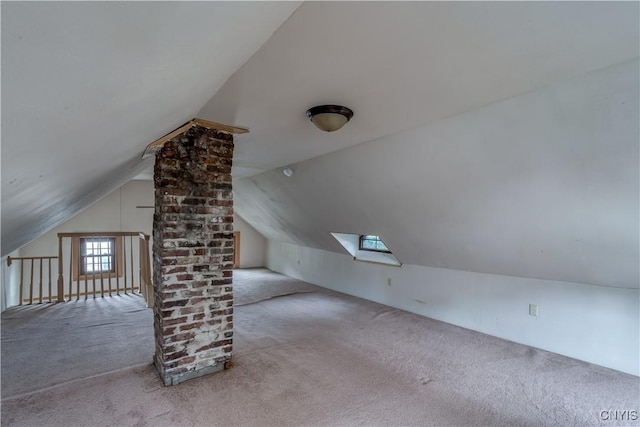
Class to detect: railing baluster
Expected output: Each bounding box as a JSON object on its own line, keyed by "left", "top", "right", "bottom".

{"left": 130, "top": 236, "right": 134, "bottom": 293}
{"left": 39, "top": 258, "right": 43, "bottom": 304}
{"left": 142, "top": 235, "right": 152, "bottom": 306}
{"left": 19, "top": 260, "right": 24, "bottom": 306}
{"left": 95, "top": 238, "right": 100, "bottom": 297}
{"left": 100, "top": 258, "right": 104, "bottom": 298}
{"left": 77, "top": 258, "right": 81, "bottom": 301}
{"left": 48, "top": 259, "right": 52, "bottom": 303}
{"left": 68, "top": 242, "right": 73, "bottom": 302}
{"left": 123, "top": 238, "right": 128, "bottom": 294}
{"left": 86, "top": 263, "right": 90, "bottom": 300}
{"left": 76, "top": 240, "right": 81, "bottom": 301}
{"left": 139, "top": 239, "right": 143, "bottom": 298}
{"left": 138, "top": 238, "right": 142, "bottom": 292}
{"left": 116, "top": 248, "right": 121, "bottom": 295}
{"left": 29, "top": 259, "right": 34, "bottom": 305}
{"left": 92, "top": 238, "right": 97, "bottom": 299}
{"left": 107, "top": 253, "right": 112, "bottom": 297}
{"left": 57, "top": 237, "right": 64, "bottom": 303}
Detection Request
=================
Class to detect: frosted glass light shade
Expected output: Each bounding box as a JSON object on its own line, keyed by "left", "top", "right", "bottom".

{"left": 310, "top": 113, "right": 349, "bottom": 132}
{"left": 306, "top": 105, "right": 353, "bottom": 132}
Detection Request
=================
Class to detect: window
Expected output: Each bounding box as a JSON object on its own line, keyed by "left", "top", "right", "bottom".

{"left": 80, "top": 238, "right": 116, "bottom": 275}
{"left": 359, "top": 235, "right": 391, "bottom": 253}
{"left": 72, "top": 235, "right": 123, "bottom": 280}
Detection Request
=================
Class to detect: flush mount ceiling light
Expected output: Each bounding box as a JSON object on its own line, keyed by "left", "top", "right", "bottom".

{"left": 306, "top": 105, "right": 354, "bottom": 132}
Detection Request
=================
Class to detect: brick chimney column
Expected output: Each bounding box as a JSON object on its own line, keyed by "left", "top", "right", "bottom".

{"left": 152, "top": 125, "right": 234, "bottom": 386}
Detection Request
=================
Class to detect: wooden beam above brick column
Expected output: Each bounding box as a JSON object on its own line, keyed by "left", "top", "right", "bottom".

{"left": 142, "top": 118, "right": 248, "bottom": 159}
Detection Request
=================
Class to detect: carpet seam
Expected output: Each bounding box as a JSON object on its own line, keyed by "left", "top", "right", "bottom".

{"left": 234, "top": 290, "right": 317, "bottom": 307}
{"left": 1, "top": 362, "right": 152, "bottom": 402}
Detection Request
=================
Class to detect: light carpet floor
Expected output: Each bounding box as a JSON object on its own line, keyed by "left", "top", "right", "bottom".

{"left": 1, "top": 268, "right": 638, "bottom": 426}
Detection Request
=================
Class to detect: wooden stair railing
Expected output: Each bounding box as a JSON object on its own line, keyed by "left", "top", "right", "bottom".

{"left": 6, "top": 256, "right": 58, "bottom": 305}
{"left": 55, "top": 232, "right": 153, "bottom": 305}
{"left": 5, "top": 232, "right": 152, "bottom": 306}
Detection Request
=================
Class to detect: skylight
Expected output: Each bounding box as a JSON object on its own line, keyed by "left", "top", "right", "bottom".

{"left": 331, "top": 232, "right": 402, "bottom": 267}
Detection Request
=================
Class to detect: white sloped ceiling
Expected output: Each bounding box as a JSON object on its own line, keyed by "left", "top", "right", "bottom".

{"left": 220, "top": 2, "right": 639, "bottom": 289}
{"left": 235, "top": 59, "right": 639, "bottom": 289}
{"left": 1, "top": 1, "right": 301, "bottom": 255}
{"left": 200, "top": 2, "right": 639, "bottom": 179}
{"left": 3, "top": 1, "right": 638, "bottom": 290}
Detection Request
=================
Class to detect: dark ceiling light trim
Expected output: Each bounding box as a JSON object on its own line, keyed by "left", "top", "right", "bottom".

{"left": 306, "top": 105, "right": 354, "bottom": 132}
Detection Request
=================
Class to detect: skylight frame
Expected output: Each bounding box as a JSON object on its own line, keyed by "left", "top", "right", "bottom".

{"left": 331, "top": 232, "right": 402, "bottom": 267}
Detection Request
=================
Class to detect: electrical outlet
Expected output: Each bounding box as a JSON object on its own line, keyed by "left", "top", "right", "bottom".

{"left": 387, "top": 277, "right": 392, "bottom": 286}
{"left": 529, "top": 304, "right": 538, "bottom": 317}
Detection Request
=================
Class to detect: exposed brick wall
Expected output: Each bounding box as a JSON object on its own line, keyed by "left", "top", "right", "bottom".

{"left": 152, "top": 125, "right": 234, "bottom": 386}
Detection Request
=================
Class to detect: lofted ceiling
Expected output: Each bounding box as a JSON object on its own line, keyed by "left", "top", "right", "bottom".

{"left": 235, "top": 59, "right": 639, "bottom": 288}
{"left": 219, "top": 2, "right": 638, "bottom": 288}
{"left": 1, "top": 1, "right": 301, "bottom": 255}
{"left": 2, "top": 2, "right": 639, "bottom": 289}
{"left": 200, "top": 2, "right": 639, "bottom": 178}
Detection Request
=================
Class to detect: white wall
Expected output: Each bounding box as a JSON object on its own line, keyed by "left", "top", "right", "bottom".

{"left": 234, "top": 214, "right": 266, "bottom": 268}
{"left": 20, "top": 180, "right": 154, "bottom": 259}
{"left": 268, "top": 240, "right": 639, "bottom": 376}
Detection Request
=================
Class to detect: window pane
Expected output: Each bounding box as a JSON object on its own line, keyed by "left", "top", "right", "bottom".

{"left": 101, "top": 255, "right": 111, "bottom": 271}
{"left": 360, "top": 235, "right": 389, "bottom": 252}
{"left": 363, "top": 240, "right": 376, "bottom": 250}
{"left": 80, "top": 237, "right": 116, "bottom": 274}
